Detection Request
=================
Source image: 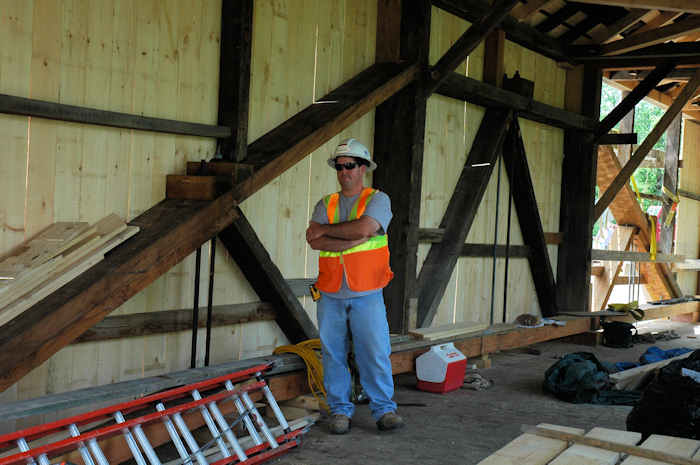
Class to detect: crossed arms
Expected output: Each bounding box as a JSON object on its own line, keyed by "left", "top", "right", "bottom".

{"left": 306, "top": 217, "right": 381, "bottom": 252}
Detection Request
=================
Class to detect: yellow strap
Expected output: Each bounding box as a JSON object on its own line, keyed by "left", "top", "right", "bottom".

{"left": 630, "top": 176, "right": 642, "bottom": 205}
{"left": 662, "top": 185, "right": 679, "bottom": 227}
{"left": 662, "top": 185, "right": 680, "bottom": 204}
{"left": 650, "top": 216, "right": 657, "bottom": 261}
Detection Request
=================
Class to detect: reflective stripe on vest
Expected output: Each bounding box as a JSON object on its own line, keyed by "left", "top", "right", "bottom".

{"left": 316, "top": 187, "right": 393, "bottom": 293}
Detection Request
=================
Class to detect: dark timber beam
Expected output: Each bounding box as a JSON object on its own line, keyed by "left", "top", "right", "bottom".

{"left": 598, "top": 133, "right": 637, "bottom": 145}
{"left": 437, "top": 72, "right": 596, "bottom": 130}
{"left": 0, "top": 62, "right": 419, "bottom": 392}
{"left": 575, "top": 43, "right": 700, "bottom": 70}
{"left": 74, "top": 302, "right": 276, "bottom": 344}
{"left": 591, "top": 9, "right": 648, "bottom": 44}
{"left": 503, "top": 119, "right": 557, "bottom": 316}
{"left": 425, "top": 0, "right": 519, "bottom": 95}
{"left": 601, "top": 15, "right": 700, "bottom": 56}
{"left": 218, "top": 210, "right": 317, "bottom": 343}
{"left": 218, "top": 0, "right": 253, "bottom": 161}
{"left": 536, "top": 5, "right": 579, "bottom": 34}
{"left": 0, "top": 93, "right": 230, "bottom": 138}
{"left": 373, "top": 0, "right": 431, "bottom": 333}
{"left": 432, "top": 0, "right": 570, "bottom": 62}
{"left": 659, "top": 114, "right": 681, "bottom": 254}
{"left": 594, "top": 68, "right": 700, "bottom": 221}
{"left": 416, "top": 109, "right": 514, "bottom": 328}
{"left": 595, "top": 62, "right": 675, "bottom": 140}
{"left": 559, "top": 16, "right": 601, "bottom": 45}
{"left": 557, "top": 65, "right": 602, "bottom": 313}
{"left": 609, "top": 68, "right": 700, "bottom": 81}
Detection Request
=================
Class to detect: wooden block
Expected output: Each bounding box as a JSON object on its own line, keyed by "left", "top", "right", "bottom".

{"left": 281, "top": 394, "right": 321, "bottom": 411}
{"left": 549, "top": 427, "right": 641, "bottom": 465}
{"left": 409, "top": 321, "right": 489, "bottom": 341}
{"left": 165, "top": 175, "right": 233, "bottom": 200}
{"left": 186, "top": 161, "right": 255, "bottom": 181}
{"left": 621, "top": 434, "right": 700, "bottom": 464}
{"left": 610, "top": 351, "right": 693, "bottom": 391}
{"left": 478, "top": 424, "right": 586, "bottom": 465}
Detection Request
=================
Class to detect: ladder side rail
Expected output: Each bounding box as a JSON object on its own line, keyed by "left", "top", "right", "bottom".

{"left": 239, "top": 393, "right": 277, "bottom": 449}
{"left": 113, "top": 411, "right": 150, "bottom": 465}
{"left": 204, "top": 399, "right": 248, "bottom": 461}
{"left": 190, "top": 390, "right": 230, "bottom": 459}
{"left": 0, "top": 363, "right": 271, "bottom": 448}
{"left": 68, "top": 424, "right": 96, "bottom": 465}
{"left": 0, "top": 382, "right": 266, "bottom": 465}
{"left": 225, "top": 381, "right": 262, "bottom": 446}
{"left": 155, "top": 403, "right": 191, "bottom": 464}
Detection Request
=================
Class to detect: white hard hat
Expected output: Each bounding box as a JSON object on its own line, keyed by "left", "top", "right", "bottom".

{"left": 327, "top": 138, "right": 377, "bottom": 171}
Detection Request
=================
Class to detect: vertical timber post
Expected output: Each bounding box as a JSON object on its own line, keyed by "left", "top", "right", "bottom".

{"left": 373, "top": 0, "right": 431, "bottom": 333}
{"left": 659, "top": 114, "right": 681, "bottom": 254}
{"left": 217, "top": 0, "right": 253, "bottom": 161}
{"left": 557, "top": 65, "right": 602, "bottom": 312}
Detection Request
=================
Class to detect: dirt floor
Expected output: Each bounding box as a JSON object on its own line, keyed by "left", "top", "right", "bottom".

{"left": 268, "top": 319, "right": 700, "bottom": 465}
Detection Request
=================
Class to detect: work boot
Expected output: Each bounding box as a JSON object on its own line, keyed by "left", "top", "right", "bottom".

{"left": 376, "top": 412, "right": 405, "bottom": 431}
{"left": 328, "top": 414, "right": 351, "bottom": 434}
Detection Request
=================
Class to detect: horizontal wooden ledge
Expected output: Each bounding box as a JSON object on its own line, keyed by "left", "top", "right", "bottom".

{"left": 591, "top": 249, "right": 685, "bottom": 263}
{"left": 436, "top": 73, "right": 596, "bottom": 131}
{"left": 0, "top": 93, "right": 231, "bottom": 138}
{"left": 679, "top": 189, "right": 700, "bottom": 202}
{"left": 419, "top": 228, "right": 562, "bottom": 253}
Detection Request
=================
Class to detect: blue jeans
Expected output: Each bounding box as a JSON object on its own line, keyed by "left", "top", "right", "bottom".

{"left": 317, "top": 292, "right": 396, "bottom": 420}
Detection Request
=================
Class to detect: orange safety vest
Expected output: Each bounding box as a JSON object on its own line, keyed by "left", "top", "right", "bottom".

{"left": 315, "top": 187, "right": 393, "bottom": 293}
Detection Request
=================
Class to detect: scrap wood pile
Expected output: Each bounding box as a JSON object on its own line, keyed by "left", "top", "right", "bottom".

{"left": 0, "top": 214, "right": 139, "bottom": 327}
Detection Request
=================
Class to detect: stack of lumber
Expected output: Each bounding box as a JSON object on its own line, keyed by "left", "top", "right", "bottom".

{"left": 479, "top": 423, "right": 700, "bottom": 464}
{"left": 0, "top": 214, "right": 139, "bottom": 327}
{"left": 610, "top": 351, "right": 693, "bottom": 391}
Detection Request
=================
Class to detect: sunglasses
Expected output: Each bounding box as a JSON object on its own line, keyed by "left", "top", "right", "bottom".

{"left": 334, "top": 162, "right": 361, "bottom": 171}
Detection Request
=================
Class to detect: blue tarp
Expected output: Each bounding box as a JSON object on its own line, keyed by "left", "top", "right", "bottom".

{"left": 614, "top": 346, "right": 693, "bottom": 371}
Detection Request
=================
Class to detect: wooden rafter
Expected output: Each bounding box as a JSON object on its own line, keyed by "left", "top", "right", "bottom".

{"left": 629, "top": 10, "right": 682, "bottom": 35}
{"left": 502, "top": 119, "right": 557, "bottom": 317}
{"left": 536, "top": 4, "right": 579, "bottom": 33}
{"left": 0, "top": 61, "right": 419, "bottom": 392}
{"left": 571, "top": 0, "right": 700, "bottom": 15}
{"left": 217, "top": 0, "right": 253, "bottom": 161}
{"left": 416, "top": 109, "right": 514, "bottom": 328}
{"left": 595, "top": 61, "right": 675, "bottom": 140}
{"left": 589, "top": 9, "right": 650, "bottom": 44}
{"left": 373, "top": 0, "right": 431, "bottom": 333}
{"left": 510, "top": 0, "right": 552, "bottom": 20}
{"left": 594, "top": 68, "right": 700, "bottom": 221}
{"left": 426, "top": 0, "right": 519, "bottom": 95}
{"left": 218, "top": 210, "right": 317, "bottom": 343}
{"left": 432, "top": 0, "right": 569, "bottom": 62}
{"left": 601, "top": 15, "right": 700, "bottom": 55}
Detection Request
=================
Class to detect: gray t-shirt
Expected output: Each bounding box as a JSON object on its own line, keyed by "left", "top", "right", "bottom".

{"left": 311, "top": 190, "right": 392, "bottom": 299}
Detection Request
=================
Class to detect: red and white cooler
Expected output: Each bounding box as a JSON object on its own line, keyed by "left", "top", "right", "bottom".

{"left": 416, "top": 343, "right": 467, "bottom": 393}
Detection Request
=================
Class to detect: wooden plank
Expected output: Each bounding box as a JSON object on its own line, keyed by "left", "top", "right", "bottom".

{"left": 426, "top": 0, "right": 519, "bottom": 95}
{"left": 437, "top": 72, "right": 597, "bottom": 131}
{"left": 559, "top": 16, "right": 603, "bottom": 44}
{"left": 592, "top": 249, "right": 685, "bottom": 262}
{"left": 511, "top": 0, "right": 552, "bottom": 20}
{"left": 596, "top": 62, "right": 675, "bottom": 141}
{"left": 610, "top": 351, "right": 692, "bottom": 390}
{"left": 502, "top": 118, "right": 557, "bottom": 317}
{"left": 418, "top": 228, "right": 561, "bottom": 244}
{"left": 0, "top": 93, "right": 230, "bottom": 138}
{"left": 483, "top": 28, "right": 506, "bottom": 87}
{"left": 572, "top": 0, "right": 700, "bottom": 15}
{"left": 557, "top": 65, "right": 602, "bottom": 313}
{"left": 217, "top": 209, "right": 317, "bottom": 343}
{"left": 73, "top": 302, "right": 276, "bottom": 344}
{"left": 373, "top": 0, "right": 431, "bottom": 333}
{"left": 679, "top": 189, "right": 700, "bottom": 201}
{"left": 536, "top": 4, "right": 579, "bottom": 34}
{"left": 527, "top": 426, "right": 699, "bottom": 465}
{"left": 621, "top": 434, "right": 700, "bottom": 464}
{"left": 595, "top": 68, "right": 700, "bottom": 221}
{"left": 593, "top": 226, "right": 635, "bottom": 312}
{"left": 478, "top": 424, "right": 587, "bottom": 465}
{"left": 549, "top": 427, "right": 641, "bottom": 465}
{"left": 0, "top": 227, "right": 139, "bottom": 329}
{"left": 0, "top": 222, "right": 91, "bottom": 279}
{"left": 217, "top": 0, "right": 253, "bottom": 161}
{"left": 408, "top": 321, "right": 489, "bottom": 341}
{"left": 609, "top": 300, "right": 700, "bottom": 322}
{"left": 659, "top": 114, "right": 682, "bottom": 254}
{"left": 602, "top": 15, "right": 700, "bottom": 56}
{"left": 432, "top": 0, "right": 570, "bottom": 62}
{"left": 416, "top": 108, "right": 514, "bottom": 328}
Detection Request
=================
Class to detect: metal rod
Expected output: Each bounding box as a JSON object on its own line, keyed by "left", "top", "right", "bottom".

{"left": 502, "top": 179, "right": 513, "bottom": 323}
{"left": 490, "top": 155, "right": 502, "bottom": 326}
{"left": 205, "top": 238, "right": 217, "bottom": 366}
{"left": 114, "top": 411, "right": 150, "bottom": 465}
{"left": 68, "top": 424, "right": 96, "bottom": 465}
{"left": 155, "top": 403, "right": 190, "bottom": 464}
{"left": 191, "top": 247, "right": 202, "bottom": 369}
{"left": 191, "top": 389, "right": 230, "bottom": 458}
{"left": 256, "top": 372, "right": 290, "bottom": 433}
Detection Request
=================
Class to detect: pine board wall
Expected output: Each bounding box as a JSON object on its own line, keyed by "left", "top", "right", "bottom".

{"left": 0, "top": 1, "right": 566, "bottom": 429}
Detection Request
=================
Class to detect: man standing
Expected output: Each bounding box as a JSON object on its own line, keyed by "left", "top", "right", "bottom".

{"left": 306, "top": 138, "right": 404, "bottom": 434}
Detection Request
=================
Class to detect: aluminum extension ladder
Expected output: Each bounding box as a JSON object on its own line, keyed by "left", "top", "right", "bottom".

{"left": 0, "top": 363, "right": 303, "bottom": 465}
